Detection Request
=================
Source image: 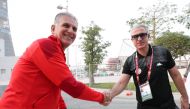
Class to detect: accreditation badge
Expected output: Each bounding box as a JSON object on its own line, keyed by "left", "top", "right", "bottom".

{"left": 139, "top": 81, "right": 153, "bottom": 102}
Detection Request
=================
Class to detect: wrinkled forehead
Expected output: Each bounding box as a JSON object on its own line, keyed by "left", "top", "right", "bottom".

{"left": 59, "top": 16, "right": 78, "bottom": 27}
{"left": 130, "top": 27, "right": 147, "bottom": 36}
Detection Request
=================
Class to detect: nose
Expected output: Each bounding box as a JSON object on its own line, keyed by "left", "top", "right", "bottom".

{"left": 137, "top": 36, "right": 143, "bottom": 41}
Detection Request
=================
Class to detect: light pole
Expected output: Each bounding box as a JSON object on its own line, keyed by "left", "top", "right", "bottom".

{"left": 72, "top": 44, "right": 80, "bottom": 79}
{"left": 57, "top": 0, "right": 70, "bottom": 66}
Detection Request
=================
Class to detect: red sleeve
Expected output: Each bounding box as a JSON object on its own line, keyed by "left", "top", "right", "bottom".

{"left": 78, "top": 85, "right": 104, "bottom": 103}
{"left": 59, "top": 76, "right": 104, "bottom": 103}
{"left": 28, "top": 39, "right": 104, "bottom": 103}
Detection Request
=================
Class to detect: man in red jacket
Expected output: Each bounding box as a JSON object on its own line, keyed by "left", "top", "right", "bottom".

{"left": 0, "top": 12, "right": 110, "bottom": 109}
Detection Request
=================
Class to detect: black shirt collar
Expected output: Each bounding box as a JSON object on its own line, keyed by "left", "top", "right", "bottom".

{"left": 137, "top": 44, "right": 152, "bottom": 58}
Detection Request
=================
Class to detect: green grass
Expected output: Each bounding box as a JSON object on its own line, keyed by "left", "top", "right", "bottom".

{"left": 88, "top": 82, "right": 178, "bottom": 92}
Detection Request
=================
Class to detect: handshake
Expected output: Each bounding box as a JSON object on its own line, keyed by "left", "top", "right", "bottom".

{"left": 100, "top": 90, "right": 113, "bottom": 106}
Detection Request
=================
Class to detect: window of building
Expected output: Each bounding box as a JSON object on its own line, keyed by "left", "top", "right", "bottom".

{"left": 2, "top": 2, "right": 7, "bottom": 9}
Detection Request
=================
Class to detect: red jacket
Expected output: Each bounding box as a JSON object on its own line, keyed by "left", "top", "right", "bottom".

{"left": 0, "top": 35, "right": 104, "bottom": 109}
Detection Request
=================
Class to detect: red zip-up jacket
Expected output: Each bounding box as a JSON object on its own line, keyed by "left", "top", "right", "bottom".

{"left": 0, "top": 35, "right": 104, "bottom": 109}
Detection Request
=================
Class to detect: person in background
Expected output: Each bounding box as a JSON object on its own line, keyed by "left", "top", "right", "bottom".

{"left": 0, "top": 12, "right": 110, "bottom": 109}
{"left": 106, "top": 24, "right": 189, "bottom": 109}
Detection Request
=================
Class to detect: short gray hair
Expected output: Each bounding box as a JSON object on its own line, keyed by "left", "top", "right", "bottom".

{"left": 131, "top": 24, "right": 149, "bottom": 33}
{"left": 54, "top": 12, "right": 78, "bottom": 25}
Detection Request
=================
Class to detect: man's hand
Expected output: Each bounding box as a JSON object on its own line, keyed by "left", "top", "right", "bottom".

{"left": 180, "top": 96, "right": 189, "bottom": 109}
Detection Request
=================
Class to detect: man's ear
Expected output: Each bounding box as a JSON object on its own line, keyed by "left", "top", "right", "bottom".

{"left": 51, "top": 25, "right": 55, "bottom": 33}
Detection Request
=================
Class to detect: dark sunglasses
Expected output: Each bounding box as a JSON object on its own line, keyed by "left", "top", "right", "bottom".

{"left": 131, "top": 33, "right": 148, "bottom": 40}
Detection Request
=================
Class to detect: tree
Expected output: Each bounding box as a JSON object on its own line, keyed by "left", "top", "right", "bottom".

{"left": 177, "top": 3, "right": 190, "bottom": 29}
{"left": 81, "top": 22, "right": 111, "bottom": 86}
{"left": 126, "top": 0, "right": 177, "bottom": 40}
{"left": 154, "top": 32, "right": 190, "bottom": 59}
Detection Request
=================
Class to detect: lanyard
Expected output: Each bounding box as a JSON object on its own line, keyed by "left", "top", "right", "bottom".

{"left": 135, "top": 47, "right": 153, "bottom": 85}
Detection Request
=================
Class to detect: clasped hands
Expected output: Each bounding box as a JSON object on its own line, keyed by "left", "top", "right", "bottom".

{"left": 100, "top": 90, "right": 112, "bottom": 106}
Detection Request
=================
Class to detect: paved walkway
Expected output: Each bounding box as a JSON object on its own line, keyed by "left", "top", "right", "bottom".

{"left": 0, "top": 86, "right": 181, "bottom": 108}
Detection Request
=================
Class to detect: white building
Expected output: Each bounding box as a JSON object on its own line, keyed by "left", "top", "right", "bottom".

{"left": 0, "top": 56, "right": 18, "bottom": 85}
{"left": 0, "top": 39, "right": 5, "bottom": 57}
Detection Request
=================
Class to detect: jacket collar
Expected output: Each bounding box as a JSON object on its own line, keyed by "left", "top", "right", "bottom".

{"left": 48, "top": 35, "right": 64, "bottom": 50}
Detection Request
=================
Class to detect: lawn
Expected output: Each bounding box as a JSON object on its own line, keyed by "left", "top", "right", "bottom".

{"left": 88, "top": 82, "right": 178, "bottom": 92}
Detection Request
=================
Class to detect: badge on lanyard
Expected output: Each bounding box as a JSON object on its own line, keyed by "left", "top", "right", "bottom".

{"left": 135, "top": 68, "right": 142, "bottom": 75}
{"left": 139, "top": 81, "right": 153, "bottom": 102}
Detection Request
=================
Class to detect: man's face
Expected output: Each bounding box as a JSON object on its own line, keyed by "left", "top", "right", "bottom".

{"left": 131, "top": 27, "right": 149, "bottom": 50}
{"left": 51, "top": 15, "right": 78, "bottom": 49}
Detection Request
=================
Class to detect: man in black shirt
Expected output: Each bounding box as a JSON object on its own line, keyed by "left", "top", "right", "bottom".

{"left": 108, "top": 24, "right": 189, "bottom": 109}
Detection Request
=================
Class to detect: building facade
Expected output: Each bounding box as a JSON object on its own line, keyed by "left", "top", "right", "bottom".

{"left": 0, "top": 0, "right": 15, "bottom": 56}
{"left": 0, "top": 56, "right": 18, "bottom": 85}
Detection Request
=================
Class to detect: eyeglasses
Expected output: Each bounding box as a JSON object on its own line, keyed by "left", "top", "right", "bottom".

{"left": 131, "top": 33, "right": 148, "bottom": 40}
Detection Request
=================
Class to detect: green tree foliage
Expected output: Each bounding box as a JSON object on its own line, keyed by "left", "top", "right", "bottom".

{"left": 81, "top": 22, "right": 111, "bottom": 85}
{"left": 126, "top": 0, "right": 177, "bottom": 40}
{"left": 154, "top": 32, "right": 190, "bottom": 59}
{"left": 177, "top": 3, "right": 190, "bottom": 29}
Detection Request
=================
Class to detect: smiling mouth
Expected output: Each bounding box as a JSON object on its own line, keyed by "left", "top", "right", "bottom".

{"left": 63, "top": 36, "right": 75, "bottom": 43}
{"left": 64, "top": 35, "right": 72, "bottom": 40}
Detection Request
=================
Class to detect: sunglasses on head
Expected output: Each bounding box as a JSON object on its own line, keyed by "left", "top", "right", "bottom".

{"left": 131, "top": 33, "right": 148, "bottom": 40}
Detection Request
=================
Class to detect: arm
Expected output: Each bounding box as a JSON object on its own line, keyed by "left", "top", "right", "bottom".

{"left": 110, "top": 74, "right": 131, "bottom": 99}
{"left": 168, "top": 66, "right": 189, "bottom": 109}
{"left": 59, "top": 76, "right": 104, "bottom": 103}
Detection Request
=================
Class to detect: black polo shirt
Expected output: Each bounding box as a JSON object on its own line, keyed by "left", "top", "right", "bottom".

{"left": 122, "top": 45, "right": 176, "bottom": 107}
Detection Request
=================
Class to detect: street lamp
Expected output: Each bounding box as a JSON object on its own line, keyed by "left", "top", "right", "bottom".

{"left": 56, "top": 0, "right": 68, "bottom": 12}
{"left": 72, "top": 44, "right": 81, "bottom": 79}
